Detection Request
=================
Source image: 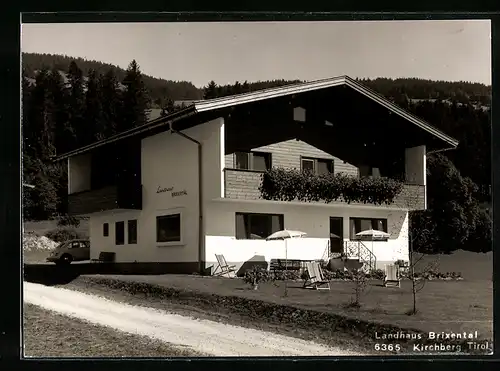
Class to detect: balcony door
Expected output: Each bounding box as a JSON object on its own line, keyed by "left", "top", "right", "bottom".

{"left": 329, "top": 217, "right": 343, "bottom": 253}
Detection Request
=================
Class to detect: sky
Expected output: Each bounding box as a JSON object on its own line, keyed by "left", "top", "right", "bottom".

{"left": 21, "top": 20, "right": 491, "bottom": 88}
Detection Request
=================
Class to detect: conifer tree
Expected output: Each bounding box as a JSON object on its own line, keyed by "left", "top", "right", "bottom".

{"left": 120, "top": 59, "right": 151, "bottom": 132}
{"left": 242, "top": 80, "right": 250, "bottom": 93}
{"left": 22, "top": 69, "right": 62, "bottom": 219}
{"left": 47, "top": 68, "right": 74, "bottom": 155}
{"left": 203, "top": 80, "right": 218, "bottom": 99}
{"left": 85, "top": 69, "right": 105, "bottom": 142}
{"left": 233, "top": 81, "right": 242, "bottom": 95}
{"left": 66, "top": 61, "right": 87, "bottom": 148}
{"left": 99, "top": 69, "right": 121, "bottom": 138}
{"left": 29, "top": 68, "right": 55, "bottom": 159}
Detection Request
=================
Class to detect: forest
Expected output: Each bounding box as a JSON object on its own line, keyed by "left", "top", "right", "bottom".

{"left": 22, "top": 53, "right": 491, "bottom": 254}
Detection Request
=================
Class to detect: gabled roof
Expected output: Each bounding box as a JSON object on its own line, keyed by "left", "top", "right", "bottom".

{"left": 53, "top": 75, "right": 459, "bottom": 161}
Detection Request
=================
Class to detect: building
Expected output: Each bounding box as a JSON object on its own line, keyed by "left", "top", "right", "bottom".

{"left": 56, "top": 76, "right": 458, "bottom": 274}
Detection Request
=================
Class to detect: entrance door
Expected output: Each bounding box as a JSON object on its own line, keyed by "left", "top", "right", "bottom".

{"left": 329, "top": 217, "right": 343, "bottom": 253}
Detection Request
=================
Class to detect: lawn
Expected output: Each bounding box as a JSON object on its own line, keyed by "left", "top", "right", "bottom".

{"left": 85, "top": 274, "right": 492, "bottom": 339}
{"left": 23, "top": 250, "right": 51, "bottom": 264}
{"left": 412, "top": 250, "right": 492, "bottom": 281}
{"left": 58, "top": 273, "right": 492, "bottom": 356}
{"left": 23, "top": 303, "right": 205, "bottom": 357}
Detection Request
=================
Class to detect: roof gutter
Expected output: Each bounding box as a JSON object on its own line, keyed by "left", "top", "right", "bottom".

{"left": 344, "top": 77, "right": 459, "bottom": 149}
{"left": 169, "top": 124, "right": 205, "bottom": 275}
{"left": 426, "top": 147, "right": 457, "bottom": 155}
{"left": 51, "top": 106, "right": 197, "bottom": 161}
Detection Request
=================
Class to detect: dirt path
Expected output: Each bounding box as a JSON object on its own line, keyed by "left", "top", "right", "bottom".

{"left": 24, "top": 282, "right": 360, "bottom": 357}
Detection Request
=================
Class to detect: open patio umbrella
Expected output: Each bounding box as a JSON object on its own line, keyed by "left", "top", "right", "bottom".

{"left": 266, "top": 230, "right": 307, "bottom": 295}
{"left": 355, "top": 229, "right": 390, "bottom": 257}
{"left": 266, "top": 230, "right": 307, "bottom": 261}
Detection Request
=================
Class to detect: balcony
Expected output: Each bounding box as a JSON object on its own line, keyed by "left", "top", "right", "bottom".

{"left": 223, "top": 168, "right": 426, "bottom": 210}
{"left": 68, "top": 183, "right": 143, "bottom": 215}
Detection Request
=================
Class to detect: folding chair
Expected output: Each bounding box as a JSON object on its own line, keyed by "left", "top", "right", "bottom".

{"left": 213, "top": 254, "right": 236, "bottom": 277}
{"left": 303, "top": 261, "right": 330, "bottom": 290}
{"left": 383, "top": 264, "right": 401, "bottom": 288}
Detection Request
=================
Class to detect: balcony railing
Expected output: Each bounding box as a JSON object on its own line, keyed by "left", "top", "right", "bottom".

{"left": 68, "top": 183, "right": 142, "bottom": 215}
{"left": 223, "top": 168, "right": 426, "bottom": 210}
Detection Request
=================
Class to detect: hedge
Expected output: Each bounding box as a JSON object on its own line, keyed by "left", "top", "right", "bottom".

{"left": 259, "top": 168, "right": 404, "bottom": 205}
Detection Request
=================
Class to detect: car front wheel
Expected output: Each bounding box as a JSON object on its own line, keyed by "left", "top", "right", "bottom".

{"left": 57, "top": 254, "right": 73, "bottom": 265}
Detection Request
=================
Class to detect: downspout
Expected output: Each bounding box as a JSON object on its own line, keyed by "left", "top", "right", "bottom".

{"left": 169, "top": 125, "right": 205, "bottom": 275}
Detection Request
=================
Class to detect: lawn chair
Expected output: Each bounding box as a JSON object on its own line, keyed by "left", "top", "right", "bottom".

{"left": 303, "top": 261, "right": 330, "bottom": 290}
{"left": 213, "top": 254, "right": 236, "bottom": 277}
{"left": 383, "top": 264, "right": 401, "bottom": 288}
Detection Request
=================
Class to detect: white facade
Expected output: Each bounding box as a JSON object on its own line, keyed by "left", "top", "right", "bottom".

{"left": 88, "top": 117, "right": 224, "bottom": 266}
{"left": 81, "top": 115, "right": 423, "bottom": 272}
{"left": 205, "top": 199, "right": 409, "bottom": 271}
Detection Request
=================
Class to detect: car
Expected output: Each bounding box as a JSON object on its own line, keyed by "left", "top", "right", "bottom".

{"left": 46, "top": 239, "right": 90, "bottom": 265}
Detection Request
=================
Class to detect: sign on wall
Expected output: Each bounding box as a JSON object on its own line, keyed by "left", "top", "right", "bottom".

{"left": 157, "top": 186, "right": 188, "bottom": 197}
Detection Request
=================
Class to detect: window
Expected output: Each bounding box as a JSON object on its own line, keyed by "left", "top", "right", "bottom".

{"left": 359, "top": 166, "right": 381, "bottom": 178}
{"left": 252, "top": 152, "right": 272, "bottom": 171}
{"left": 69, "top": 241, "right": 86, "bottom": 249}
{"left": 301, "top": 157, "right": 334, "bottom": 175}
{"left": 234, "top": 151, "right": 271, "bottom": 171}
{"left": 156, "top": 214, "right": 181, "bottom": 243}
{"left": 317, "top": 159, "right": 334, "bottom": 175}
{"left": 235, "top": 152, "right": 250, "bottom": 170}
{"left": 349, "top": 218, "right": 388, "bottom": 240}
{"left": 103, "top": 223, "right": 109, "bottom": 237}
{"left": 128, "top": 220, "right": 137, "bottom": 244}
{"left": 115, "top": 221, "right": 125, "bottom": 245}
{"left": 301, "top": 158, "right": 315, "bottom": 173}
{"left": 235, "top": 213, "right": 284, "bottom": 240}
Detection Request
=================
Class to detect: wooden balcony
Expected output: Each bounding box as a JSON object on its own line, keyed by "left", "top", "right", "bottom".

{"left": 223, "top": 168, "right": 426, "bottom": 210}
{"left": 68, "top": 183, "right": 142, "bottom": 216}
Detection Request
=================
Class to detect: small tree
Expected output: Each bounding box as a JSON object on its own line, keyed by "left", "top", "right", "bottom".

{"left": 392, "top": 178, "right": 440, "bottom": 315}
{"left": 348, "top": 268, "right": 369, "bottom": 308}
{"left": 406, "top": 247, "right": 440, "bottom": 315}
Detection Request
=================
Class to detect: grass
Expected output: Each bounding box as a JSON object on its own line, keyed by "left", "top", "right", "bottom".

{"left": 61, "top": 274, "right": 492, "bottom": 355}
{"left": 87, "top": 274, "right": 492, "bottom": 338}
{"left": 23, "top": 250, "right": 51, "bottom": 264}
{"left": 412, "top": 250, "right": 492, "bottom": 281}
{"left": 23, "top": 303, "right": 205, "bottom": 357}
{"left": 62, "top": 276, "right": 375, "bottom": 354}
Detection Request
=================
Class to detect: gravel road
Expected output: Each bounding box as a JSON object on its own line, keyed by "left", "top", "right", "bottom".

{"left": 24, "top": 282, "right": 360, "bottom": 357}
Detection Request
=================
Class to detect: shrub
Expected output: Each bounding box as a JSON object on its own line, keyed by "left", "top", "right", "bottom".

{"left": 243, "top": 266, "right": 271, "bottom": 289}
{"left": 45, "top": 227, "right": 85, "bottom": 243}
{"left": 322, "top": 269, "right": 355, "bottom": 280}
{"left": 273, "top": 270, "right": 301, "bottom": 281}
{"left": 408, "top": 270, "right": 462, "bottom": 280}
{"left": 259, "top": 168, "right": 404, "bottom": 206}
{"left": 367, "top": 269, "right": 385, "bottom": 280}
{"left": 57, "top": 214, "right": 81, "bottom": 228}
